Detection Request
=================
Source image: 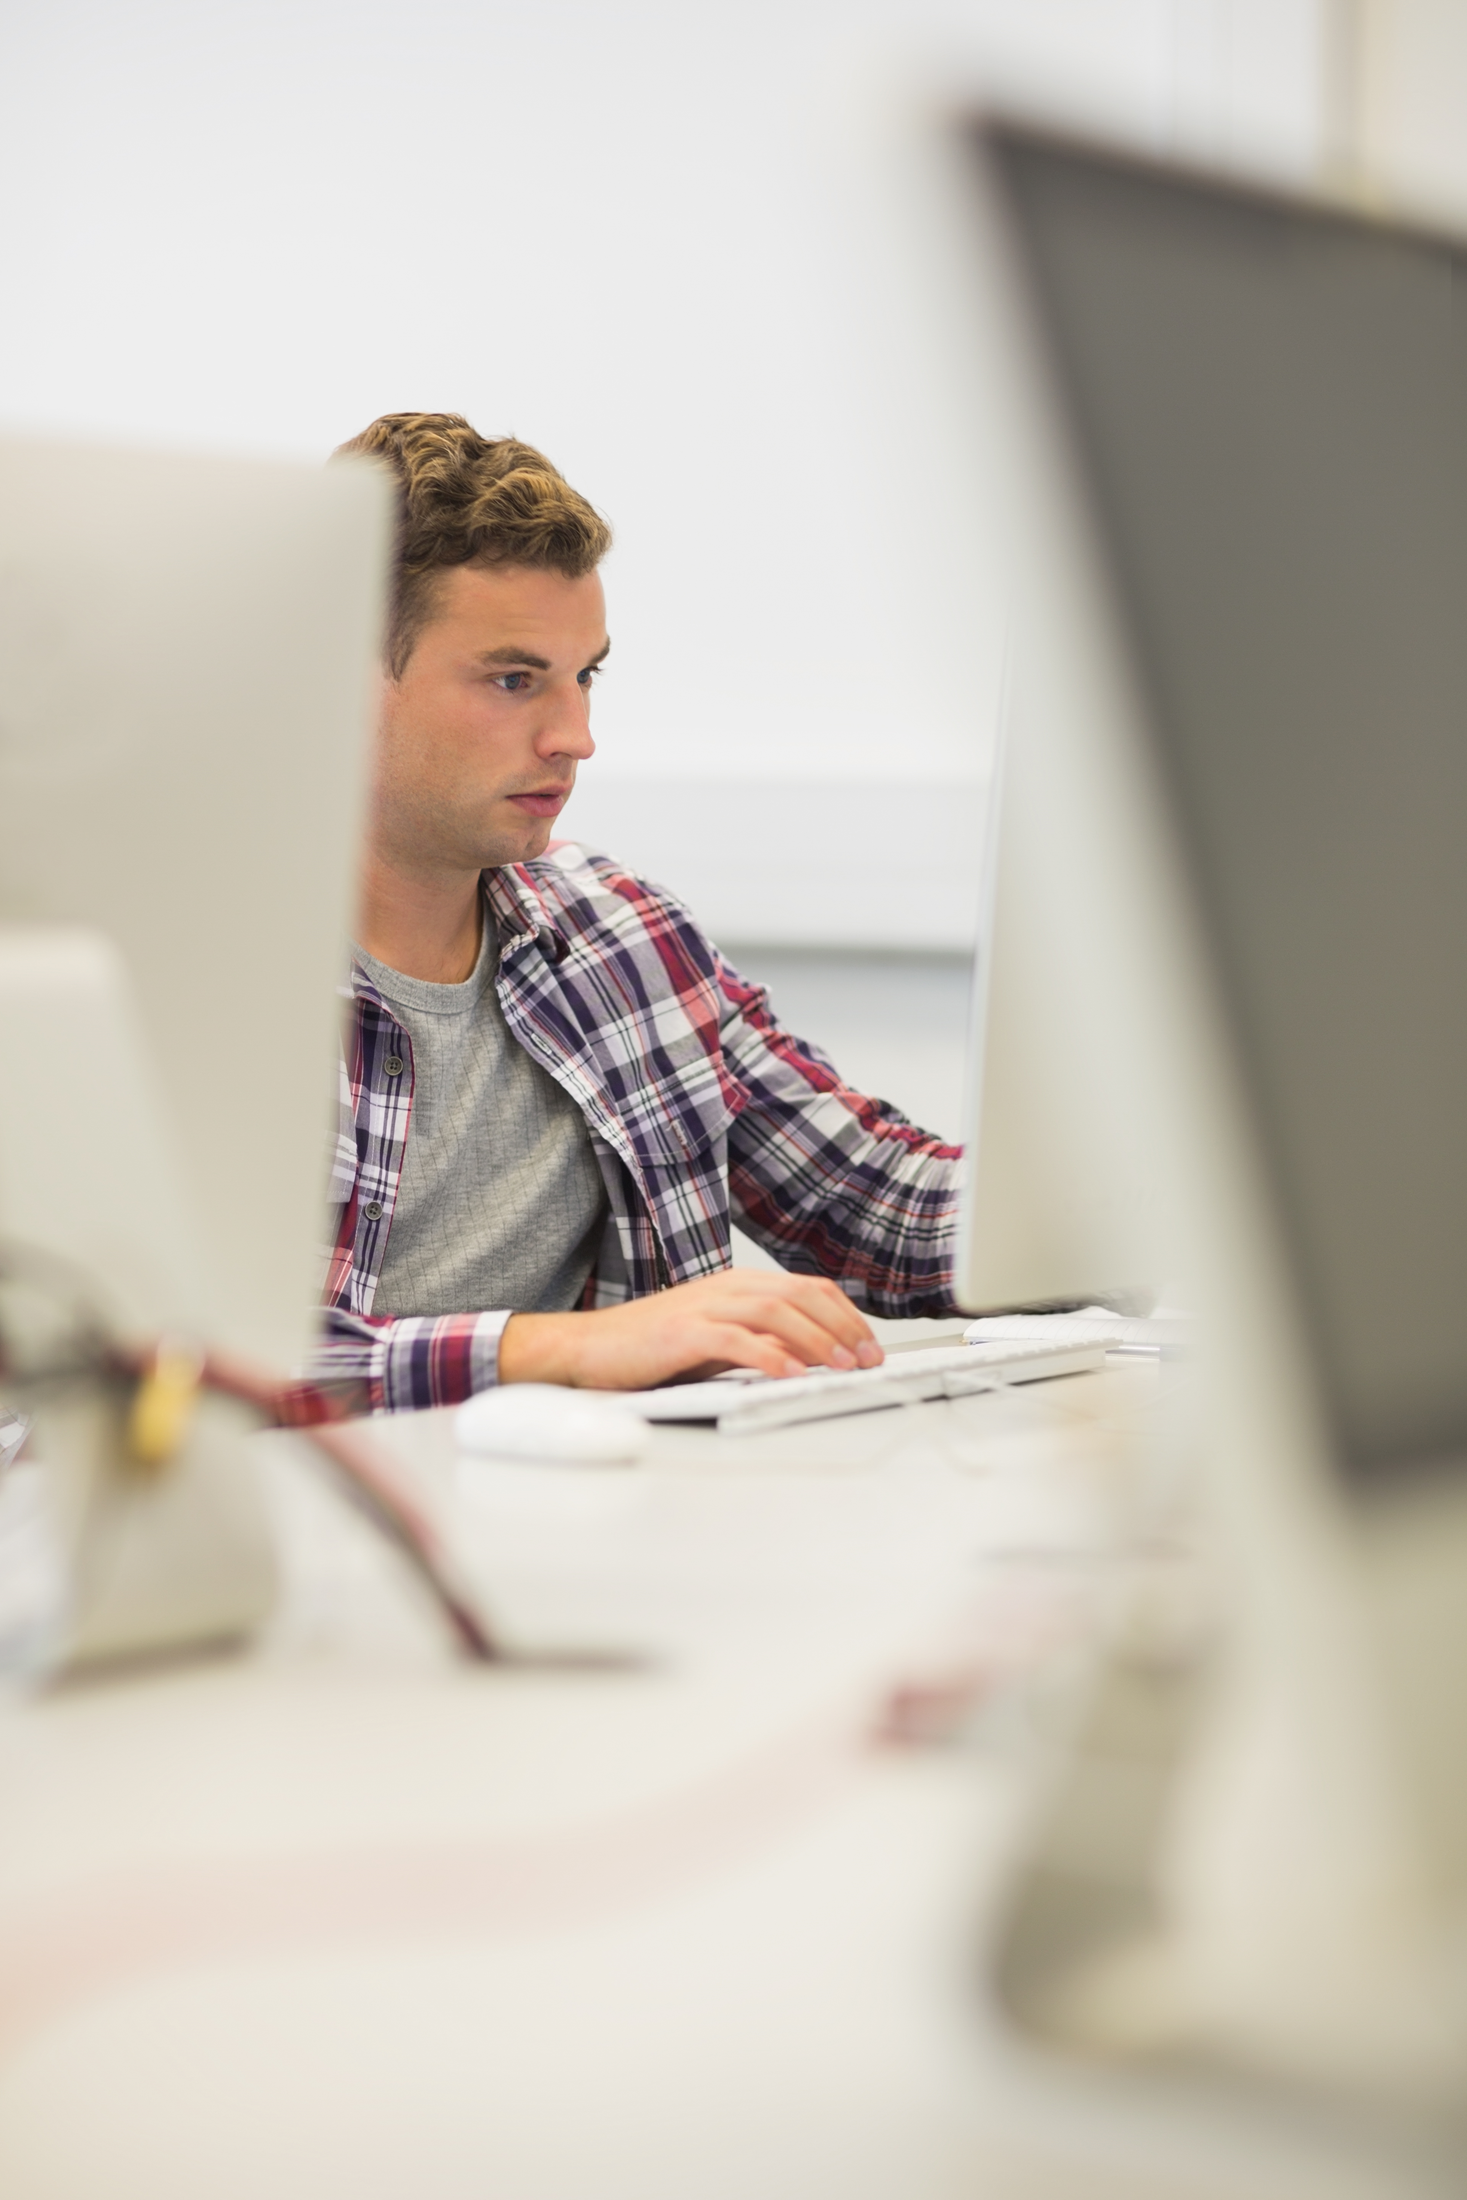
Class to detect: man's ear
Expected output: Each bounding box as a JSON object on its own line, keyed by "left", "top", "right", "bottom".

{"left": 368, "top": 663, "right": 403, "bottom": 748}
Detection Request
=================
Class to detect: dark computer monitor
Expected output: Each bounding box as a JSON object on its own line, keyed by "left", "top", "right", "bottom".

{"left": 977, "top": 123, "right": 1467, "bottom": 1491}
{"left": 957, "top": 114, "right": 1467, "bottom": 2103}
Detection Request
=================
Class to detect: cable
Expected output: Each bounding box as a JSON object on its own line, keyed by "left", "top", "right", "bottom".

{"left": 0, "top": 1239, "right": 500, "bottom": 1664}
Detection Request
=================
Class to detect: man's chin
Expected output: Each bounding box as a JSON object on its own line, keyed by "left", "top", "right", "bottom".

{"left": 477, "top": 811, "right": 559, "bottom": 869}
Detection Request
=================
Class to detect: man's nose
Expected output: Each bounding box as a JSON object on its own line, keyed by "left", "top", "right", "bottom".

{"left": 535, "top": 679, "right": 596, "bottom": 761}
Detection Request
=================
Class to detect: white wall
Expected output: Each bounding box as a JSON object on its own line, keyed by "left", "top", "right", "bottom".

{"left": 1351, "top": 0, "right": 1467, "bottom": 213}
{"left": 1, "top": 0, "right": 1338, "bottom": 944}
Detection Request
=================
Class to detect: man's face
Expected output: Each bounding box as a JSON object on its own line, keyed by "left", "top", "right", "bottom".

{"left": 370, "top": 561, "right": 608, "bottom": 875}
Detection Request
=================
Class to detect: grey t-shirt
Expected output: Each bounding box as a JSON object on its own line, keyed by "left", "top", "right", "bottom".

{"left": 356, "top": 918, "right": 608, "bottom": 1319}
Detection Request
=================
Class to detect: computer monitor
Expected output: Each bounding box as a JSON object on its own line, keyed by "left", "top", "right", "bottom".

{"left": 0, "top": 437, "right": 389, "bottom": 1367}
{"left": 0, "top": 436, "right": 390, "bottom": 1663}
{"left": 955, "top": 116, "right": 1467, "bottom": 2102}
{"left": 954, "top": 681, "right": 1168, "bottom": 1315}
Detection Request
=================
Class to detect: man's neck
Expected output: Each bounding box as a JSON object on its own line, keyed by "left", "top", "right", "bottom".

{"left": 356, "top": 850, "right": 485, "bottom": 984}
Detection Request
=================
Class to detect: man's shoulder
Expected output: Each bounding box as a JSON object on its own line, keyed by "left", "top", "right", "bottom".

{"left": 503, "top": 840, "right": 735, "bottom": 1016}
{"left": 532, "top": 836, "right": 675, "bottom": 901}
{"left": 525, "top": 839, "right": 707, "bottom": 949}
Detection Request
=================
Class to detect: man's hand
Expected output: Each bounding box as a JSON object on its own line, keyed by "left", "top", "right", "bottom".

{"left": 498, "top": 1271, "right": 884, "bottom": 1391}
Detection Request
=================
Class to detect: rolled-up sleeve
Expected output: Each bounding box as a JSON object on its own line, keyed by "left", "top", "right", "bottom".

{"left": 307, "top": 1305, "right": 512, "bottom": 1415}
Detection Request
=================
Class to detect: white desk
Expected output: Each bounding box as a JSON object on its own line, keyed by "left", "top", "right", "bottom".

{"left": 0, "top": 1364, "right": 1450, "bottom": 2199}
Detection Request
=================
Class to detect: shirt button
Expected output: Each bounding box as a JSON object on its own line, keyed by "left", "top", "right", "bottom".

{"left": 383, "top": 1056, "right": 404, "bottom": 1077}
{"left": 363, "top": 1200, "right": 384, "bottom": 1221}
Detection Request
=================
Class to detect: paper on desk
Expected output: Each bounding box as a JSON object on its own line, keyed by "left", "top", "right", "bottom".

{"left": 962, "top": 1308, "right": 1189, "bottom": 1356}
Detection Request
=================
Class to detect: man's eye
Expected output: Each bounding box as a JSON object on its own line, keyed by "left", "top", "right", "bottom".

{"left": 497, "top": 671, "right": 531, "bottom": 692}
{"left": 578, "top": 665, "right": 602, "bottom": 687}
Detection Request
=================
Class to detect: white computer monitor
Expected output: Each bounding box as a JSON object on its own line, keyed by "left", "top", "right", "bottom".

{"left": 953, "top": 683, "right": 1169, "bottom": 1316}
{"left": 0, "top": 437, "right": 389, "bottom": 1367}
{"left": 952, "top": 114, "right": 1467, "bottom": 2108}
{"left": 0, "top": 436, "right": 390, "bottom": 1664}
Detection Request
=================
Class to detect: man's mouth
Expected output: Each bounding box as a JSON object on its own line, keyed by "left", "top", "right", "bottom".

{"left": 507, "top": 787, "right": 572, "bottom": 819}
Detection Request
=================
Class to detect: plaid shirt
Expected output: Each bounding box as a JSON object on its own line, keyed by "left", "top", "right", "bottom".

{"left": 315, "top": 843, "right": 962, "bottom": 1412}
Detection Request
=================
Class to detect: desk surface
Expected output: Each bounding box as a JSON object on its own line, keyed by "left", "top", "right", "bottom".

{"left": 0, "top": 1363, "right": 1449, "bottom": 2200}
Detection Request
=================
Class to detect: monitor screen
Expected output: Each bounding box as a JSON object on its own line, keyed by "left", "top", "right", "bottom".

{"left": 981, "top": 124, "right": 1467, "bottom": 1486}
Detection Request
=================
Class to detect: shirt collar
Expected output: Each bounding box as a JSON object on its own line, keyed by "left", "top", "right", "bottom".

{"left": 484, "top": 862, "right": 568, "bottom": 962}
{"left": 344, "top": 861, "right": 568, "bottom": 1007}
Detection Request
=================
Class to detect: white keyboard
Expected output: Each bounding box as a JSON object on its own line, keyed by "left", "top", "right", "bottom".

{"left": 621, "top": 1339, "right": 1106, "bottom": 1436}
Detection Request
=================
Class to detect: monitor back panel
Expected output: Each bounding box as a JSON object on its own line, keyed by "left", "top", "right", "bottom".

{"left": 979, "top": 127, "right": 1467, "bottom": 1492}
{"left": 0, "top": 440, "right": 389, "bottom": 1368}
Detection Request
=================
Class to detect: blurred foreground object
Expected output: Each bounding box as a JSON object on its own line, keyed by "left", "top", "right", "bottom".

{"left": 953, "top": 110, "right": 1467, "bottom": 2130}
{"left": 0, "top": 437, "right": 389, "bottom": 1669}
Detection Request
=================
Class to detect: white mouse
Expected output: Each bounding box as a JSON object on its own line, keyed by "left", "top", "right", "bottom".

{"left": 454, "top": 1384, "right": 650, "bottom": 1465}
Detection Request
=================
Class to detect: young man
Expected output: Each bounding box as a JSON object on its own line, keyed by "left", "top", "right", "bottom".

{"left": 316, "top": 413, "right": 962, "bottom": 1412}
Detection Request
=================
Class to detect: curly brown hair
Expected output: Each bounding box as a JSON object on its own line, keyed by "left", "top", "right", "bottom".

{"left": 335, "top": 412, "right": 612, "bottom": 676}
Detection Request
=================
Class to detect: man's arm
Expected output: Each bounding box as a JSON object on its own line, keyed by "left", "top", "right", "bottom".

{"left": 499, "top": 950, "right": 962, "bottom": 1390}
{"left": 496, "top": 939, "right": 961, "bottom": 1386}
{"left": 499, "top": 1269, "right": 880, "bottom": 1387}
{"left": 716, "top": 957, "right": 963, "bottom": 1316}
{"left": 309, "top": 1274, "right": 881, "bottom": 1408}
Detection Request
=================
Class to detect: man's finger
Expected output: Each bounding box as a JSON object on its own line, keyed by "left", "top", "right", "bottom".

{"left": 718, "top": 1273, "right": 878, "bottom": 1361}
{"left": 719, "top": 1293, "right": 862, "bottom": 1369}
{"left": 693, "top": 1322, "right": 806, "bottom": 1381}
{"left": 779, "top": 1275, "right": 878, "bottom": 1352}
